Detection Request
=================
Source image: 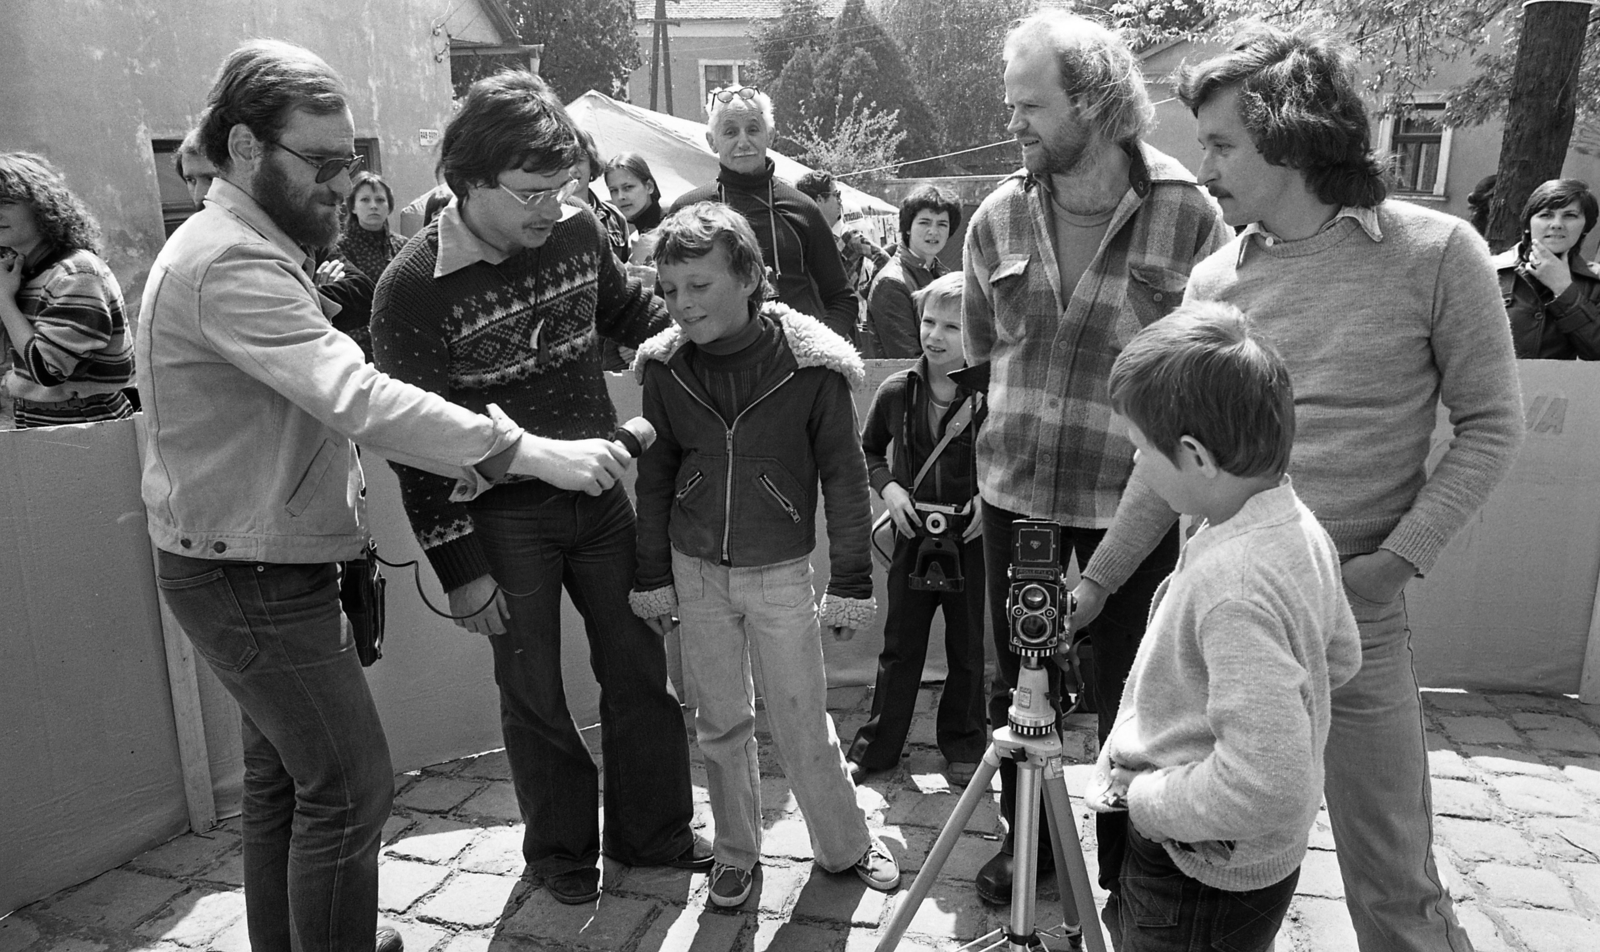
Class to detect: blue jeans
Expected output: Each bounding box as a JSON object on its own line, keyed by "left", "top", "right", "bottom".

{"left": 673, "top": 550, "right": 872, "bottom": 872}
{"left": 156, "top": 553, "right": 391, "bottom": 952}
{"left": 1325, "top": 587, "right": 1474, "bottom": 951}
{"left": 847, "top": 531, "right": 987, "bottom": 769}
{"left": 1118, "top": 825, "right": 1298, "bottom": 952}
{"left": 469, "top": 484, "right": 694, "bottom": 874}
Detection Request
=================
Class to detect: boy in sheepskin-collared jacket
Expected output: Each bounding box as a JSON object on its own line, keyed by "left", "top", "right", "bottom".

{"left": 628, "top": 202, "right": 899, "bottom": 909}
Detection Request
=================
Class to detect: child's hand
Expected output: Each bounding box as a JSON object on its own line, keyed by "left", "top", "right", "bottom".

{"left": 644, "top": 613, "right": 678, "bottom": 637}
{"left": 0, "top": 248, "right": 24, "bottom": 298}
{"left": 880, "top": 482, "right": 921, "bottom": 536}
{"left": 962, "top": 496, "right": 983, "bottom": 542}
{"left": 830, "top": 626, "right": 855, "bottom": 642}
{"left": 1087, "top": 756, "right": 1137, "bottom": 813}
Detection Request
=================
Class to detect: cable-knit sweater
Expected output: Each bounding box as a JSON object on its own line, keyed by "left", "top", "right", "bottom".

{"left": 370, "top": 205, "right": 669, "bottom": 591}
{"left": 1095, "top": 479, "right": 1361, "bottom": 891}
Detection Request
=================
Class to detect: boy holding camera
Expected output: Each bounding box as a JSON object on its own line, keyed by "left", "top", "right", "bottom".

{"left": 628, "top": 202, "right": 899, "bottom": 909}
{"left": 1086, "top": 301, "right": 1360, "bottom": 952}
{"left": 845, "top": 272, "right": 988, "bottom": 787}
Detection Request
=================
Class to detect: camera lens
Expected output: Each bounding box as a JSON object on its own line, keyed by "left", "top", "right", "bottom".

{"left": 1021, "top": 584, "right": 1048, "bottom": 610}
{"left": 1018, "top": 614, "right": 1050, "bottom": 641}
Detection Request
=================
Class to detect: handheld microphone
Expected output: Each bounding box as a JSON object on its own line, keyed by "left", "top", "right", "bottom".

{"left": 611, "top": 416, "right": 657, "bottom": 458}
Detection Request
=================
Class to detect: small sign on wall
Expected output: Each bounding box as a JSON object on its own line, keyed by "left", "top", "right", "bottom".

{"left": 418, "top": 129, "right": 441, "bottom": 147}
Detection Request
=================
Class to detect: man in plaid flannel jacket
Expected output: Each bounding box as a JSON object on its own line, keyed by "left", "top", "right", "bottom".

{"left": 962, "top": 10, "right": 1228, "bottom": 910}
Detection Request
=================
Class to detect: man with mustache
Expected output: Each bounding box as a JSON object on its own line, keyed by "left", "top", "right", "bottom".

{"left": 137, "top": 41, "right": 615, "bottom": 952}
{"left": 961, "top": 9, "right": 1227, "bottom": 912}
{"left": 1082, "top": 26, "right": 1524, "bottom": 951}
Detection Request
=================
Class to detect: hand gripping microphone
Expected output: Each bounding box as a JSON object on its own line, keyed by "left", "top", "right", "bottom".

{"left": 611, "top": 416, "right": 657, "bottom": 458}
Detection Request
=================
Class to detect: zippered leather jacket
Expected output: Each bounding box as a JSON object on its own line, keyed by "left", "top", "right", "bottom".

{"left": 628, "top": 303, "right": 875, "bottom": 629}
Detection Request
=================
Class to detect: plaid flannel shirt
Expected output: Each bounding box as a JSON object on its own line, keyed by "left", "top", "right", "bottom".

{"left": 963, "top": 143, "right": 1227, "bottom": 526}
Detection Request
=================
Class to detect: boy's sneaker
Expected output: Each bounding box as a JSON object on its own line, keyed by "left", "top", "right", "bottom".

{"left": 709, "top": 862, "right": 753, "bottom": 907}
{"left": 854, "top": 838, "right": 901, "bottom": 892}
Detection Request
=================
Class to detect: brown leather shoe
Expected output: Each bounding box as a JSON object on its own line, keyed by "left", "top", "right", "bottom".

{"left": 546, "top": 866, "right": 601, "bottom": 904}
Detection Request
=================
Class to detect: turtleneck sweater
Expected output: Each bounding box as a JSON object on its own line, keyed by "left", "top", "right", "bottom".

{"left": 671, "top": 159, "right": 859, "bottom": 342}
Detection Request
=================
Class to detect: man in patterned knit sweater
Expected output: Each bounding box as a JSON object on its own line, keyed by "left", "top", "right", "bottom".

{"left": 370, "top": 71, "right": 710, "bottom": 906}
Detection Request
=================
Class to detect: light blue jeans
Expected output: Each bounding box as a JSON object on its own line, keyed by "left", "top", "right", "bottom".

{"left": 673, "top": 549, "right": 872, "bottom": 873}
{"left": 1325, "top": 586, "right": 1474, "bottom": 952}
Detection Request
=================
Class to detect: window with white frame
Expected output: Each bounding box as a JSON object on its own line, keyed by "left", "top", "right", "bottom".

{"left": 1381, "top": 101, "right": 1452, "bottom": 198}
{"left": 701, "top": 61, "right": 752, "bottom": 108}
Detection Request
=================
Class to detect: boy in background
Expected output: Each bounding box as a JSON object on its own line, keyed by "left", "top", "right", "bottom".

{"left": 845, "top": 272, "right": 987, "bottom": 787}
{"left": 629, "top": 202, "right": 900, "bottom": 908}
{"left": 1087, "top": 301, "right": 1360, "bottom": 951}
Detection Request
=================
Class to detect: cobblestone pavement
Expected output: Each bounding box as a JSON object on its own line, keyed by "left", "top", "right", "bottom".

{"left": 7, "top": 686, "right": 1600, "bottom": 952}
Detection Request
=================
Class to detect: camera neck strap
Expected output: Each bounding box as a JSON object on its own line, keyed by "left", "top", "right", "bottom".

{"left": 910, "top": 396, "right": 975, "bottom": 495}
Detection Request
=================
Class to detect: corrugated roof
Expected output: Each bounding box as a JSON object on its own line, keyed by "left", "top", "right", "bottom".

{"left": 634, "top": 0, "right": 847, "bottom": 22}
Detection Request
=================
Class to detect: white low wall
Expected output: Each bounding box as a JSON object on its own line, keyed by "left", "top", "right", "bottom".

{"left": 2, "top": 359, "right": 1594, "bottom": 913}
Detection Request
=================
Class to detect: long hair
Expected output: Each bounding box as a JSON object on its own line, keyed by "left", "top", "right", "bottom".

{"left": 0, "top": 152, "right": 102, "bottom": 256}
{"left": 1003, "top": 10, "right": 1154, "bottom": 146}
{"left": 1175, "top": 25, "right": 1387, "bottom": 208}
{"left": 198, "top": 40, "right": 347, "bottom": 172}
{"left": 604, "top": 152, "right": 661, "bottom": 204}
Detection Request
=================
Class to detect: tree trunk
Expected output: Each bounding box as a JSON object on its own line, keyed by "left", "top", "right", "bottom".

{"left": 1487, "top": 0, "right": 1592, "bottom": 252}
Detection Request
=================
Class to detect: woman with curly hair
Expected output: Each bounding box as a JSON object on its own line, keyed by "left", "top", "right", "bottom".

{"left": 0, "top": 152, "right": 134, "bottom": 427}
{"left": 1494, "top": 178, "right": 1600, "bottom": 359}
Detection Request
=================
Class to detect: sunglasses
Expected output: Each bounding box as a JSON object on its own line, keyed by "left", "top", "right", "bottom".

{"left": 708, "top": 85, "right": 760, "bottom": 105}
{"left": 498, "top": 178, "right": 583, "bottom": 209}
{"left": 271, "top": 141, "right": 365, "bottom": 184}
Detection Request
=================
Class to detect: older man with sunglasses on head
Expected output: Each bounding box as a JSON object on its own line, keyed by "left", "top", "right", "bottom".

{"left": 367, "top": 69, "right": 709, "bottom": 907}
{"left": 670, "top": 85, "right": 861, "bottom": 344}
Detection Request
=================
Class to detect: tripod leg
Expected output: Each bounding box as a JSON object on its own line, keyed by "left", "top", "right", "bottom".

{"left": 1041, "top": 773, "right": 1108, "bottom": 952}
{"left": 1011, "top": 758, "right": 1042, "bottom": 949}
{"left": 874, "top": 745, "right": 1004, "bottom": 952}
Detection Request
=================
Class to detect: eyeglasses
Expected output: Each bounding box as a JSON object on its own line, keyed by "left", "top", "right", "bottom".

{"left": 270, "top": 141, "right": 365, "bottom": 184}
{"left": 708, "top": 85, "right": 760, "bottom": 105}
{"left": 497, "top": 178, "right": 583, "bottom": 209}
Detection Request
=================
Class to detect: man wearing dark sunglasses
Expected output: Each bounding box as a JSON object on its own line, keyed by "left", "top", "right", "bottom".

{"left": 138, "top": 41, "right": 615, "bottom": 952}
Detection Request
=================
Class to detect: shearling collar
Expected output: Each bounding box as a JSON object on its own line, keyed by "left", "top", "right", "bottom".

{"left": 633, "top": 300, "right": 865, "bottom": 387}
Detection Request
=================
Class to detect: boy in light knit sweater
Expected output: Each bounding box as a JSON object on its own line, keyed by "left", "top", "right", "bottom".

{"left": 1087, "top": 301, "right": 1360, "bottom": 952}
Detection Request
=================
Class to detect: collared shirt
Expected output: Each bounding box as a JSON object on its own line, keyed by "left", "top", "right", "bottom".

{"left": 1236, "top": 205, "right": 1383, "bottom": 265}
{"left": 963, "top": 143, "right": 1229, "bottom": 526}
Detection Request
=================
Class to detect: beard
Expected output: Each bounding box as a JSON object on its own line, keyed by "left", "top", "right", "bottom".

{"left": 1023, "top": 119, "right": 1094, "bottom": 178}
{"left": 254, "top": 155, "right": 342, "bottom": 250}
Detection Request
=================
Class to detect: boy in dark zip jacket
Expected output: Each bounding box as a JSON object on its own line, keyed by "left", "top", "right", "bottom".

{"left": 845, "top": 272, "right": 988, "bottom": 786}
{"left": 628, "top": 202, "right": 899, "bottom": 908}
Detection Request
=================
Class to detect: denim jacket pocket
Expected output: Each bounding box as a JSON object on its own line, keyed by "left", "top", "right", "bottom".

{"left": 285, "top": 439, "right": 336, "bottom": 517}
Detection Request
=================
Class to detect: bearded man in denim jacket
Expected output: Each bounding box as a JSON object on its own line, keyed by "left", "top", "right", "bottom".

{"left": 137, "top": 42, "right": 626, "bottom": 952}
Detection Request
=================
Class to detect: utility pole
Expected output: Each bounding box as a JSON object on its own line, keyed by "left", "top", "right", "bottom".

{"left": 1487, "top": 0, "right": 1594, "bottom": 251}
{"left": 649, "top": 0, "right": 679, "bottom": 114}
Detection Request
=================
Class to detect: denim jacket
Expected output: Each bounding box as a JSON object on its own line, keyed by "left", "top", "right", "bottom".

{"left": 136, "top": 179, "right": 523, "bottom": 564}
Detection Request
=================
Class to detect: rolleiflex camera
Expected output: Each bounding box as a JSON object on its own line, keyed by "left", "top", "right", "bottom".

{"left": 1006, "top": 518, "right": 1074, "bottom": 659}
{"left": 906, "top": 502, "right": 972, "bottom": 592}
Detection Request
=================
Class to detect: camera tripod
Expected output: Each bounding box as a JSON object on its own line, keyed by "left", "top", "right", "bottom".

{"left": 875, "top": 658, "right": 1108, "bottom": 952}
